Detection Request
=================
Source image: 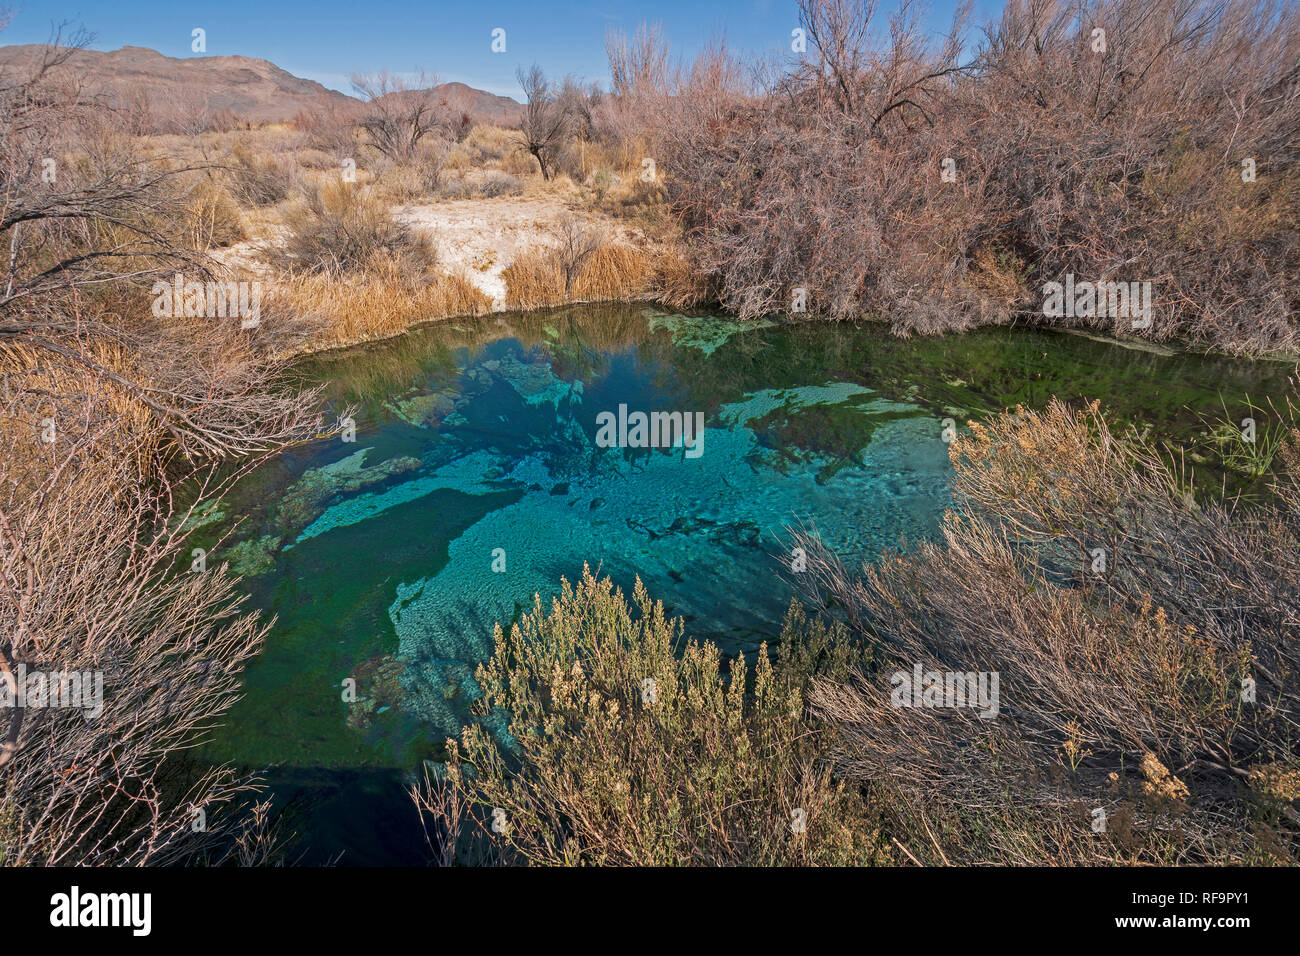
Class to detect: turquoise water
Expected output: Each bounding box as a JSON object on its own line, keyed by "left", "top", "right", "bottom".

{"left": 197, "top": 305, "right": 1292, "bottom": 864}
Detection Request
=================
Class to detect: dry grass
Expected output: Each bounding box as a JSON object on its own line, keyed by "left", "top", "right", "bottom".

{"left": 795, "top": 399, "right": 1300, "bottom": 865}
{"left": 269, "top": 255, "right": 492, "bottom": 345}
{"left": 0, "top": 339, "right": 158, "bottom": 492}
{"left": 503, "top": 239, "right": 654, "bottom": 310}
{"left": 651, "top": 241, "right": 711, "bottom": 308}
{"left": 180, "top": 178, "right": 246, "bottom": 250}
{"left": 225, "top": 142, "right": 297, "bottom": 207}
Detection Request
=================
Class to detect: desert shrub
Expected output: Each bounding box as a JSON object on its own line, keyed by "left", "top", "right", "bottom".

{"left": 415, "top": 569, "right": 880, "bottom": 866}
{"left": 292, "top": 147, "right": 341, "bottom": 171}
{"left": 169, "top": 176, "right": 244, "bottom": 251}
{"left": 225, "top": 143, "right": 296, "bottom": 207}
{"left": 0, "top": 419, "right": 278, "bottom": 864}
{"left": 458, "top": 125, "right": 519, "bottom": 164}
{"left": 477, "top": 170, "right": 524, "bottom": 198}
{"left": 641, "top": 0, "right": 1300, "bottom": 353}
{"left": 270, "top": 180, "right": 436, "bottom": 277}
{"left": 351, "top": 72, "right": 451, "bottom": 165}
{"left": 372, "top": 164, "right": 424, "bottom": 202}
{"left": 797, "top": 400, "right": 1300, "bottom": 864}
{"left": 435, "top": 172, "right": 471, "bottom": 200}
{"left": 292, "top": 99, "right": 359, "bottom": 160}
{"left": 448, "top": 125, "right": 535, "bottom": 176}
{"left": 436, "top": 169, "right": 524, "bottom": 201}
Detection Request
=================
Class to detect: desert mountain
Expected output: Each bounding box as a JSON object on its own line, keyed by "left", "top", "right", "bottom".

{"left": 0, "top": 43, "right": 522, "bottom": 127}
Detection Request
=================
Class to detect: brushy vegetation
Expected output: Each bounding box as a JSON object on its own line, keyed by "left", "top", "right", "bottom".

{"left": 624, "top": 0, "right": 1300, "bottom": 354}
{"left": 269, "top": 180, "right": 437, "bottom": 278}
{"left": 0, "top": 27, "right": 324, "bottom": 864}
{"left": 415, "top": 570, "right": 882, "bottom": 866}
{"left": 795, "top": 400, "right": 1300, "bottom": 864}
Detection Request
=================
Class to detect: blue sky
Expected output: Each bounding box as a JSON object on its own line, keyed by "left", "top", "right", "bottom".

{"left": 5, "top": 0, "right": 1002, "bottom": 98}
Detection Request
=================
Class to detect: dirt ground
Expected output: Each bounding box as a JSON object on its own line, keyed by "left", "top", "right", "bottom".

{"left": 215, "top": 190, "right": 641, "bottom": 313}
{"left": 393, "top": 194, "right": 640, "bottom": 309}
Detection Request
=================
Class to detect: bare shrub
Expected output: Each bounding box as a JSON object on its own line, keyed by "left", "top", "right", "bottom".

{"left": 796, "top": 400, "right": 1300, "bottom": 864}
{"left": 0, "top": 344, "right": 318, "bottom": 863}
{"left": 225, "top": 143, "right": 296, "bottom": 207}
{"left": 269, "top": 181, "right": 436, "bottom": 278}
{"left": 604, "top": 22, "right": 671, "bottom": 148}
{"left": 351, "top": 71, "right": 450, "bottom": 165}
{"left": 554, "top": 214, "right": 602, "bottom": 295}
{"left": 477, "top": 170, "right": 523, "bottom": 198}
{"left": 635, "top": 0, "right": 1300, "bottom": 353}
{"left": 292, "top": 96, "right": 359, "bottom": 160}
{"left": 516, "top": 65, "right": 572, "bottom": 180}
{"left": 447, "top": 110, "right": 473, "bottom": 143}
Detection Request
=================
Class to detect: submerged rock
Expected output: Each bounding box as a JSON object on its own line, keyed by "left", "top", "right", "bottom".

{"left": 278, "top": 449, "right": 423, "bottom": 537}
{"left": 345, "top": 653, "right": 406, "bottom": 731}
{"left": 387, "top": 391, "right": 457, "bottom": 428}
{"left": 224, "top": 534, "right": 283, "bottom": 578}
{"left": 478, "top": 352, "right": 582, "bottom": 409}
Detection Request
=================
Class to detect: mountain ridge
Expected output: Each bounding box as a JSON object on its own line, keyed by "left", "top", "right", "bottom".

{"left": 0, "top": 43, "right": 523, "bottom": 126}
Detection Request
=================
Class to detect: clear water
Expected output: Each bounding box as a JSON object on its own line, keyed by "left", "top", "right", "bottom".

{"left": 195, "top": 305, "right": 1292, "bottom": 864}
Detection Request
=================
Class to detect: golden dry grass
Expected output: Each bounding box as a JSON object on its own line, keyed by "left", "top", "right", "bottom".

{"left": 0, "top": 338, "right": 161, "bottom": 492}
{"left": 269, "top": 255, "right": 492, "bottom": 345}
{"left": 503, "top": 241, "right": 654, "bottom": 310}
{"left": 651, "top": 242, "right": 710, "bottom": 308}
{"left": 181, "top": 179, "right": 246, "bottom": 250}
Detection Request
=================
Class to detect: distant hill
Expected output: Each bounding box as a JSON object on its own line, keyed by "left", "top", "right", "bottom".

{"left": 0, "top": 44, "right": 523, "bottom": 127}
{"left": 428, "top": 81, "right": 525, "bottom": 127}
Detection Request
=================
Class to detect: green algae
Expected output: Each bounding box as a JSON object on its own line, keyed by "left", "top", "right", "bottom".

{"left": 645, "top": 309, "right": 776, "bottom": 356}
